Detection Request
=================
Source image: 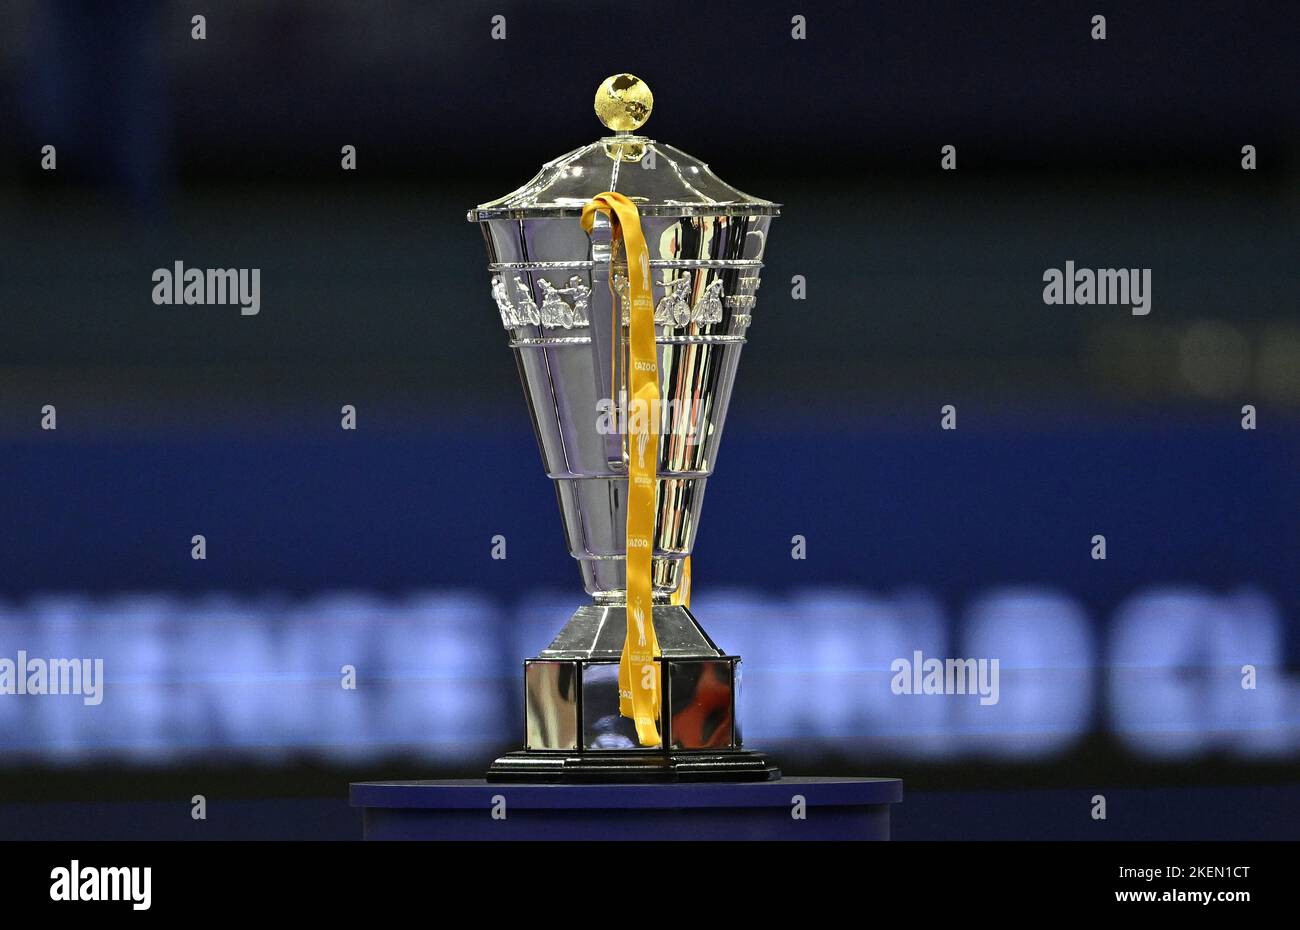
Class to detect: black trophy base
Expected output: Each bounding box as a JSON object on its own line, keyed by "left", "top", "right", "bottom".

{"left": 486, "top": 749, "right": 781, "bottom": 784}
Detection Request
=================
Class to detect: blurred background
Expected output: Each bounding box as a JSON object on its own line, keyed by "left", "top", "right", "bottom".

{"left": 0, "top": 0, "right": 1297, "bottom": 839}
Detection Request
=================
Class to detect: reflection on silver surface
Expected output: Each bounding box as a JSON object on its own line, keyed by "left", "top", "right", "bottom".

{"left": 668, "top": 660, "right": 736, "bottom": 750}
{"left": 581, "top": 662, "right": 647, "bottom": 750}
{"left": 526, "top": 656, "right": 741, "bottom": 753}
{"left": 734, "top": 661, "right": 744, "bottom": 749}
{"left": 524, "top": 660, "right": 578, "bottom": 750}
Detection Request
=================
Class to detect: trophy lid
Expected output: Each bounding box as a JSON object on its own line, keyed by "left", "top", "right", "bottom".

{"left": 467, "top": 74, "right": 780, "bottom": 221}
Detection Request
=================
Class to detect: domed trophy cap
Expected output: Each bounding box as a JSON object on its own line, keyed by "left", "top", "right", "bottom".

{"left": 467, "top": 74, "right": 781, "bottom": 221}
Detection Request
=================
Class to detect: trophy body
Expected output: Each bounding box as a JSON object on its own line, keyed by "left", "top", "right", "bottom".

{"left": 469, "top": 76, "right": 780, "bottom": 782}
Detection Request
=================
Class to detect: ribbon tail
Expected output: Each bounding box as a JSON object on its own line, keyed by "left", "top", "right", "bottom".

{"left": 581, "top": 191, "right": 663, "bottom": 747}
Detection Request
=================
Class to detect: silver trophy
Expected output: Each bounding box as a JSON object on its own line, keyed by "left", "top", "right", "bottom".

{"left": 469, "top": 75, "right": 780, "bottom": 781}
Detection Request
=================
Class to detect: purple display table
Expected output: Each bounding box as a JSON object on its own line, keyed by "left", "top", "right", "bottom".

{"left": 349, "top": 776, "right": 902, "bottom": 840}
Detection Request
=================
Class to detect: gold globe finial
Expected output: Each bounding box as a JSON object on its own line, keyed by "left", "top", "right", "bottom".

{"left": 594, "top": 74, "right": 653, "bottom": 133}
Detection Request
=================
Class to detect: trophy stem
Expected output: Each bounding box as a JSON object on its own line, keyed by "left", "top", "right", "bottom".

{"left": 539, "top": 603, "right": 718, "bottom": 659}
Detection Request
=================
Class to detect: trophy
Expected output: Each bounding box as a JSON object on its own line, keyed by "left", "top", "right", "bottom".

{"left": 469, "top": 75, "right": 780, "bottom": 782}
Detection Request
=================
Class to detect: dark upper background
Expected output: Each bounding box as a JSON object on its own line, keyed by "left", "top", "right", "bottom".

{"left": 2, "top": 0, "right": 1296, "bottom": 413}
{"left": 0, "top": 0, "right": 1297, "bottom": 838}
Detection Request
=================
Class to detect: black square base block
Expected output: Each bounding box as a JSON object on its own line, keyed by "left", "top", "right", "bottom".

{"left": 523, "top": 655, "right": 747, "bottom": 752}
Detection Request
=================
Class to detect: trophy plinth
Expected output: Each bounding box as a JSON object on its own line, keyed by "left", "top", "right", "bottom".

{"left": 469, "top": 75, "right": 781, "bottom": 783}
{"left": 487, "top": 748, "right": 780, "bottom": 784}
{"left": 351, "top": 779, "right": 904, "bottom": 840}
{"left": 487, "top": 652, "right": 779, "bottom": 783}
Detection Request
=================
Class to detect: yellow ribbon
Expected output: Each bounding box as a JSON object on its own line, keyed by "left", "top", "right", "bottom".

{"left": 581, "top": 191, "right": 662, "bottom": 747}
{"left": 672, "top": 557, "right": 691, "bottom": 608}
